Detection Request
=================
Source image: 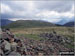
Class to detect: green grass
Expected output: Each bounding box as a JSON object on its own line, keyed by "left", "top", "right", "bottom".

{"left": 15, "top": 34, "right": 44, "bottom": 40}
{"left": 64, "top": 43, "right": 74, "bottom": 49}
{"left": 1, "top": 27, "right": 75, "bottom": 49}
{"left": 11, "top": 27, "right": 74, "bottom": 49}
{"left": 11, "top": 27, "right": 74, "bottom": 41}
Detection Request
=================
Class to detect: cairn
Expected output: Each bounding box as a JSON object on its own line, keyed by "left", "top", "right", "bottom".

{"left": 0, "top": 28, "right": 25, "bottom": 56}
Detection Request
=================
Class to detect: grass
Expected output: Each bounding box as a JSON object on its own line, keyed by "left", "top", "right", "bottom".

{"left": 12, "top": 27, "right": 74, "bottom": 45}
{"left": 1, "top": 27, "right": 75, "bottom": 49}
{"left": 15, "top": 33, "right": 44, "bottom": 40}
{"left": 11, "top": 27, "right": 74, "bottom": 39}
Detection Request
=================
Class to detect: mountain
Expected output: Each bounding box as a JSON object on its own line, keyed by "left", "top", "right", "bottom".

{"left": 64, "top": 21, "right": 75, "bottom": 27}
{"left": 56, "top": 17, "right": 74, "bottom": 25}
{"left": 0, "top": 19, "right": 13, "bottom": 26}
{"left": 3, "top": 20, "right": 56, "bottom": 28}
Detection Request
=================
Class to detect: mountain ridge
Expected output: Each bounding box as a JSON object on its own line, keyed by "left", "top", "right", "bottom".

{"left": 0, "top": 19, "right": 13, "bottom": 26}
{"left": 2, "top": 20, "right": 56, "bottom": 28}
{"left": 63, "top": 21, "right": 75, "bottom": 27}
{"left": 1, "top": 19, "right": 74, "bottom": 28}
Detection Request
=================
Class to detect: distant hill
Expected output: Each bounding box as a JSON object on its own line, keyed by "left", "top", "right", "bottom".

{"left": 56, "top": 17, "right": 74, "bottom": 25}
{"left": 3, "top": 20, "right": 56, "bottom": 28}
{"left": 64, "top": 21, "right": 75, "bottom": 27}
{"left": 0, "top": 19, "right": 13, "bottom": 26}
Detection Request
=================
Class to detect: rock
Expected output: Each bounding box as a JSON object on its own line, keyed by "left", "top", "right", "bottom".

{"left": 1, "top": 40, "right": 11, "bottom": 52}
{"left": 10, "top": 42, "right": 17, "bottom": 51}
{"left": 0, "top": 48, "right": 4, "bottom": 56}
{"left": 7, "top": 51, "right": 21, "bottom": 56}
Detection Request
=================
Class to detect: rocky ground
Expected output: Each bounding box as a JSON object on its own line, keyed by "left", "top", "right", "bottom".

{"left": 0, "top": 29, "right": 74, "bottom": 56}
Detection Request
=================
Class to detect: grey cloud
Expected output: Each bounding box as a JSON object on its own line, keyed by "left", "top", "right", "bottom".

{"left": 1, "top": 1, "right": 26, "bottom": 11}
{"left": 2, "top": 1, "right": 74, "bottom": 12}
{"left": 1, "top": 0, "right": 74, "bottom": 20}
{"left": 35, "top": 1, "right": 74, "bottom": 12}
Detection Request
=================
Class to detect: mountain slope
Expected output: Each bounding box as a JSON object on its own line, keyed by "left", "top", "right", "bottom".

{"left": 3, "top": 20, "right": 56, "bottom": 28}
{"left": 64, "top": 21, "right": 75, "bottom": 27}
{"left": 56, "top": 17, "right": 74, "bottom": 25}
{"left": 0, "top": 19, "right": 13, "bottom": 26}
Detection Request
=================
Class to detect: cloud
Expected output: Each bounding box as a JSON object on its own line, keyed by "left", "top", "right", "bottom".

{"left": 34, "top": 1, "right": 74, "bottom": 12}
{"left": 36, "top": 7, "right": 74, "bottom": 23}
{"left": 1, "top": 3, "right": 13, "bottom": 14}
{"left": 1, "top": 0, "right": 75, "bottom": 24}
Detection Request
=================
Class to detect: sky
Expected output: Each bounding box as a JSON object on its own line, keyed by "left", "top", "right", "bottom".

{"left": 1, "top": 0, "right": 75, "bottom": 24}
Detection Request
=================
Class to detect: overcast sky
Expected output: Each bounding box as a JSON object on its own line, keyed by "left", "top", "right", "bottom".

{"left": 1, "top": 0, "right": 75, "bottom": 23}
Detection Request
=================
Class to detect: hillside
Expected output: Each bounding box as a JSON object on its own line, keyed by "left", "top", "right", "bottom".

{"left": 56, "top": 17, "right": 74, "bottom": 25}
{"left": 0, "top": 19, "right": 13, "bottom": 26}
{"left": 3, "top": 20, "right": 56, "bottom": 28}
{"left": 64, "top": 21, "right": 75, "bottom": 27}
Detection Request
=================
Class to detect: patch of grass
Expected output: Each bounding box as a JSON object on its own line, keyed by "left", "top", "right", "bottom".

{"left": 15, "top": 34, "right": 44, "bottom": 40}
{"left": 4, "top": 27, "right": 74, "bottom": 50}
{"left": 65, "top": 43, "right": 74, "bottom": 49}
{"left": 12, "top": 27, "right": 74, "bottom": 41}
{"left": 63, "top": 34, "right": 74, "bottom": 42}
